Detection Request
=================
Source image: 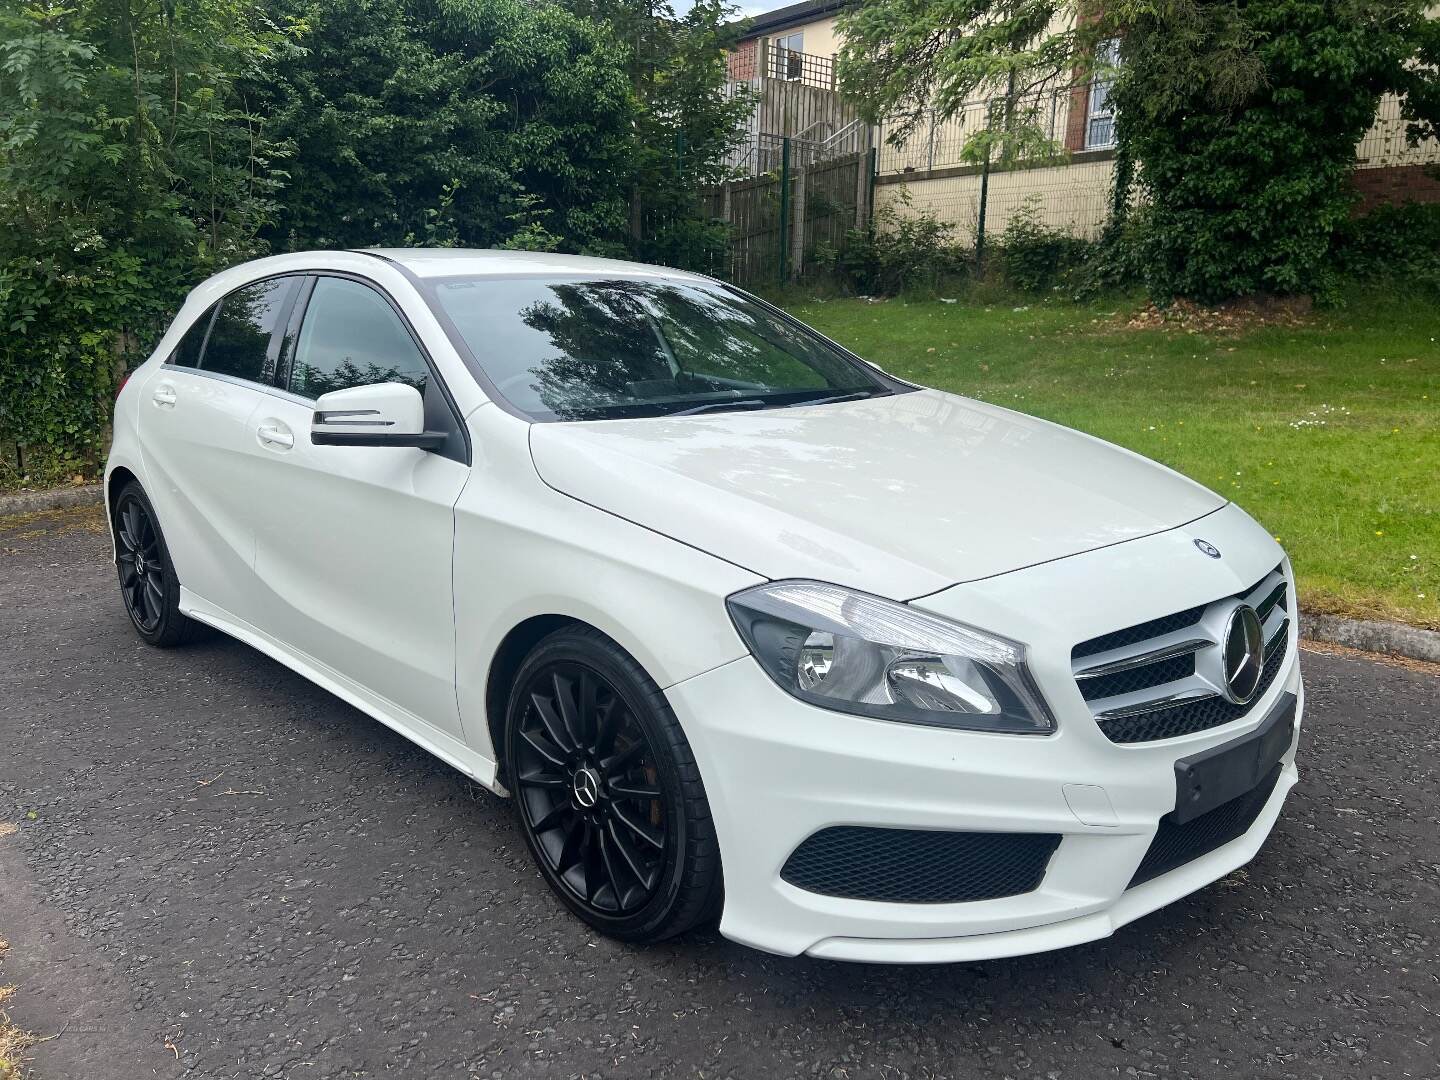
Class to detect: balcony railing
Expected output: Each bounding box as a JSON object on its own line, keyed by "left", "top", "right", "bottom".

{"left": 729, "top": 42, "right": 837, "bottom": 90}
{"left": 767, "top": 46, "right": 835, "bottom": 88}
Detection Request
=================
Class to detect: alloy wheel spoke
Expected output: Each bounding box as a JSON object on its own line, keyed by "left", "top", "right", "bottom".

{"left": 516, "top": 767, "right": 568, "bottom": 791}
{"left": 582, "top": 822, "right": 606, "bottom": 903}
{"left": 556, "top": 816, "right": 586, "bottom": 874}
{"left": 593, "top": 699, "right": 622, "bottom": 757}
{"left": 140, "top": 579, "right": 162, "bottom": 624}
{"left": 518, "top": 725, "right": 568, "bottom": 768}
{"left": 608, "top": 777, "right": 661, "bottom": 801}
{"left": 600, "top": 739, "right": 645, "bottom": 774}
{"left": 531, "top": 802, "right": 571, "bottom": 834}
{"left": 611, "top": 802, "right": 665, "bottom": 850}
{"left": 551, "top": 672, "right": 585, "bottom": 750}
{"left": 124, "top": 505, "right": 145, "bottom": 553}
{"left": 607, "top": 818, "right": 657, "bottom": 891}
{"left": 530, "top": 691, "right": 574, "bottom": 755}
{"left": 577, "top": 673, "right": 598, "bottom": 748}
{"left": 598, "top": 827, "right": 630, "bottom": 909}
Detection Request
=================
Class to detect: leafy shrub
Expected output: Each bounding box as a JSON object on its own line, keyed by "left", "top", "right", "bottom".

{"left": 998, "top": 198, "right": 1092, "bottom": 292}
{"left": 1333, "top": 201, "right": 1440, "bottom": 285}
{"left": 0, "top": 0, "right": 293, "bottom": 481}
{"left": 819, "top": 198, "right": 969, "bottom": 296}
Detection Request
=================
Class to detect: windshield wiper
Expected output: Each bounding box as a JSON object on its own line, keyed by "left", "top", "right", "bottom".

{"left": 667, "top": 398, "right": 770, "bottom": 417}
{"left": 785, "top": 389, "right": 887, "bottom": 408}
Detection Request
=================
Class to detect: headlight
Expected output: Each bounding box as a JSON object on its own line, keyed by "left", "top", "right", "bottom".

{"left": 726, "top": 580, "right": 1055, "bottom": 734}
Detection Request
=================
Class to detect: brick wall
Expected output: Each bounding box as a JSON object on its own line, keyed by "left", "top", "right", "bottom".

{"left": 728, "top": 39, "right": 758, "bottom": 81}
{"left": 1064, "top": 80, "right": 1090, "bottom": 152}
{"left": 1351, "top": 165, "right": 1440, "bottom": 213}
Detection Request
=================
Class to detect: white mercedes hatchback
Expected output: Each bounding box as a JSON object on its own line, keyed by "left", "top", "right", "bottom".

{"left": 106, "top": 249, "right": 1302, "bottom": 962}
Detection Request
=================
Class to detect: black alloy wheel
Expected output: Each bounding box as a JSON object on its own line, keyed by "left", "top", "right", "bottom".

{"left": 112, "top": 482, "right": 209, "bottom": 647}
{"left": 506, "top": 627, "right": 721, "bottom": 942}
{"left": 115, "top": 493, "right": 165, "bottom": 633}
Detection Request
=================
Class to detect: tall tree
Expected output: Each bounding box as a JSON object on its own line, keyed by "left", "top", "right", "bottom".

{"left": 562, "top": 0, "right": 754, "bottom": 270}
{"left": 262, "top": 0, "right": 637, "bottom": 253}
{"left": 0, "top": 0, "right": 296, "bottom": 478}
{"left": 1115, "top": 0, "right": 1426, "bottom": 300}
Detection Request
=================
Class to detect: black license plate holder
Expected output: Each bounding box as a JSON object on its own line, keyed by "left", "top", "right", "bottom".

{"left": 1171, "top": 692, "right": 1297, "bottom": 824}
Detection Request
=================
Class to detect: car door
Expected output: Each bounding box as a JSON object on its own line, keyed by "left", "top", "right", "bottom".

{"left": 244, "top": 274, "right": 470, "bottom": 740}
{"left": 139, "top": 275, "right": 302, "bottom": 623}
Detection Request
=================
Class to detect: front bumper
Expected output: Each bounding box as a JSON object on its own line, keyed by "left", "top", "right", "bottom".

{"left": 666, "top": 502, "right": 1303, "bottom": 963}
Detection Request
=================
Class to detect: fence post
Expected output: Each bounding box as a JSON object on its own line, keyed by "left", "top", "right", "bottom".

{"left": 868, "top": 146, "right": 877, "bottom": 227}
{"left": 777, "top": 136, "right": 791, "bottom": 285}
{"left": 854, "top": 146, "right": 874, "bottom": 230}
{"left": 791, "top": 154, "right": 807, "bottom": 279}
{"left": 975, "top": 142, "right": 991, "bottom": 273}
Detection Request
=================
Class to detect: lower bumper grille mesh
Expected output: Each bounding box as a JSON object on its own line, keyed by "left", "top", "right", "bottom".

{"left": 780, "top": 826, "right": 1060, "bottom": 904}
{"left": 1128, "top": 764, "right": 1283, "bottom": 889}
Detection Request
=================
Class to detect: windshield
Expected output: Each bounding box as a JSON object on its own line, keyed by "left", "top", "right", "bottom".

{"left": 429, "top": 276, "right": 894, "bottom": 421}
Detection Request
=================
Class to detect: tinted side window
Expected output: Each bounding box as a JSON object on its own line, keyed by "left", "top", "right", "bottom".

{"left": 288, "top": 277, "right": 429, "bottom": 399}
{"left": 169, "top": 303, "right": 218, "bottom": 367}
{"left": 202, "top": 277, "right": 298, "bottom": 383}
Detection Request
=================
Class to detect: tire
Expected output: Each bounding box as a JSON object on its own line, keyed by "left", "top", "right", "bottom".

{"left": 112, "top": 481, "right": 211, "bottom": 647}
{"left": 504, "top": 625, "right": 722, "bottom": 943}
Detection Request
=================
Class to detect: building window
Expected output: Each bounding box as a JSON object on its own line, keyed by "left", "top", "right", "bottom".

{"left": 1086, "top": 39, "right": 1119, "bottom": 149}
{"left": 772, "top": 32, "right": 804, "bottom": 80}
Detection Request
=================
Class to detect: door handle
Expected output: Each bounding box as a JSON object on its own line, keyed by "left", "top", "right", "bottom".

{"left": 256, "top": 423, "right": 294, "bottom": 450}
{"left": 152, "top": 384, "right": 177, "bottom": 408}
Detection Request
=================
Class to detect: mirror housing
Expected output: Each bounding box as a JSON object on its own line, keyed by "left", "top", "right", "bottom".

{"left": 310, "top": 382, "right": 445, "bottom": 450}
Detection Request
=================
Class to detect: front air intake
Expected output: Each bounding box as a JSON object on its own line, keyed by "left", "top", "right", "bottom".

{"left": 1128, "top": 764, "right": 1283, "bottom": 888}
{"left": 780, "top": 826, "right": 1061, "bottom": 904}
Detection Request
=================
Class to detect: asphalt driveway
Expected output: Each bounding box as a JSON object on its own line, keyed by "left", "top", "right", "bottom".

{"left": 2, "top": 505, "right": 1437, "bottom": 1080}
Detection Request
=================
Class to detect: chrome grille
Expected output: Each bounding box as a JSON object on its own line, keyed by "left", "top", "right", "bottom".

{"left": 1072, "top": 566, "right": 1292, "bottom": 744}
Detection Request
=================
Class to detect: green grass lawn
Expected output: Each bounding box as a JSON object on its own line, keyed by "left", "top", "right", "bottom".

{"left": 782, "top": 287, "right": 1439, "bottom": 630}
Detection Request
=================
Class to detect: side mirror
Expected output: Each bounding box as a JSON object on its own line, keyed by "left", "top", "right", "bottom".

{"left": 310, "top": 382, "right": 445, "bottom": 450}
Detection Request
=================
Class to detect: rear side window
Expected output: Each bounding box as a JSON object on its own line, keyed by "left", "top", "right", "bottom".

{"left": 169, "top": 304, "right": 217, "bottom": 367}
{"left": 288, "top": 277, "right": 429, "bottom": 399}
{"left": 201, "top": 277, "right": 299, "bottom": 384}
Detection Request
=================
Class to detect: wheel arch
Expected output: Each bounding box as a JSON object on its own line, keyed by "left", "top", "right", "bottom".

{"left": 485, "top": 614, "right": 585, "bottom": 783}
{"left": 106, "top": 465, "right": 140, "bottom": 519}
{"left": 104, "top": 465, "right": 142, "bottom": 557}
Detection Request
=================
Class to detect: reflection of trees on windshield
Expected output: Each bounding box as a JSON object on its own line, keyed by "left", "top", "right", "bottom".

{"left": 513, "top": 279, "right": 862, "bottom": 419}
{"left": 522, "top": 283, "right": 671, "bottom": 418}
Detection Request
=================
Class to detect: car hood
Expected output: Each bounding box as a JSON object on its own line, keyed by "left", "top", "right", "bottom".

{"left": 528, "top": 389, "right": 1227, "bottom": 599}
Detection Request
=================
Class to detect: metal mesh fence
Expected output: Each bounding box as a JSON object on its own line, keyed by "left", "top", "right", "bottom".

{"left": 876, "top": 88, "right": 1085, "bottom": 175}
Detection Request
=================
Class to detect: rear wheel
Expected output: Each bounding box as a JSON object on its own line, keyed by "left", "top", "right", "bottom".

{"left": 112, "top": 481, "right": 210, "bottom": 647}
{"left": 505, "top": 626, "right": 721, "bottom": 943}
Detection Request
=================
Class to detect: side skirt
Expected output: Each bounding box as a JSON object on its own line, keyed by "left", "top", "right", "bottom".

{"left": 179, "top": 587, "right": 504, "bottom": 794}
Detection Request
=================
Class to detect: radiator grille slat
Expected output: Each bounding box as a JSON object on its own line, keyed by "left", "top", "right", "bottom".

{"left": 1073, "top": 567, "right": 1291, "bottom": 744}
{"left": 1098, "top": 635, "right": 1289, "bottom": 743}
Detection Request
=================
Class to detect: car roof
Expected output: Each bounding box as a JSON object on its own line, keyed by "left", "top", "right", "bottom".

{"left": 364, "top": 248, "right": 714, "bottom": 283}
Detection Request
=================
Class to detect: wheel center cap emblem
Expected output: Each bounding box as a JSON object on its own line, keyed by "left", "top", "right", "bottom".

{"left": 1222, "top": 604, "right": 1265, "bottom": 704}
{"left": 572, "top": 767, "right": 601, "bottom": 809}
